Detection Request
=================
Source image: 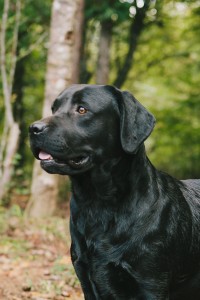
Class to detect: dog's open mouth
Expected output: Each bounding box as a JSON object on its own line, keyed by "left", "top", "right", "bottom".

{"left": 38, "top": 150, "right": 90, "bottom": 169}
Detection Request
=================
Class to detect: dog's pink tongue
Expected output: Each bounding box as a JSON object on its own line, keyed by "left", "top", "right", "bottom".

{"left": 39, "top": 151, "right": 52, "bottom": 160}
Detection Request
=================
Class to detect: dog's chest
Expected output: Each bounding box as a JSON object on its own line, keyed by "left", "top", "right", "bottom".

{"left": 72, "top": 202, "right": 143, "bottom": 264}
{"left": 71, "top": 205, "right": 158, "bottom": 299}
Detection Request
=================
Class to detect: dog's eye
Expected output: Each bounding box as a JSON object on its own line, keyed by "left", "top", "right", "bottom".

{"left": 77, "top": 106, "right": 87, "bottom": 114}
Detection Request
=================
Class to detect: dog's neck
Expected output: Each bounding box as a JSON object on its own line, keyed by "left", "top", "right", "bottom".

{"left": 70, "top": 144, "right": 156, "bottom": 208}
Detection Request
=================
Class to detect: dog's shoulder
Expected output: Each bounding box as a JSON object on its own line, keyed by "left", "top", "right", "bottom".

{"left": 179, "top": 179, "right": 200, "bottom": 225}
{"left": 180, "top": 179, "right": 200, "bottom": 197}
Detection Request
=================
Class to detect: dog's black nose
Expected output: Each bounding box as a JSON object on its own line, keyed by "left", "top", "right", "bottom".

{"left": 29, "top": 121, "right": 47, "bottom": 135}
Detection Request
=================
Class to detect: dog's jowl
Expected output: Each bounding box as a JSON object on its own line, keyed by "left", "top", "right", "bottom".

{"left": 29, "top": 84, "right": 200, "bottom": 300}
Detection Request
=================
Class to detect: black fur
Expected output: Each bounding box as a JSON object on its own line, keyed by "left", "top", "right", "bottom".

{"left": 29, "top": 84, "right": 200, "bottom": 300}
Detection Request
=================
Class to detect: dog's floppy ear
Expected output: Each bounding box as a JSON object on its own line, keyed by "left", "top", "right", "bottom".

{"left": 119, "top": 91, "right": 156, "bottom": 154}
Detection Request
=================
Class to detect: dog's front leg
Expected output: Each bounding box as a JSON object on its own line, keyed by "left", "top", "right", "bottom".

{"left": 70, "top": 220, "right": 101, "bottom": 299}
{"left": 141, "top": 288, "right": 169, "bottom": 300}
{"left": 121, "top": 261, "right": 169, "bottom": 300}
{"left": 71, "top": 245, "right": 100, "bottom": 299}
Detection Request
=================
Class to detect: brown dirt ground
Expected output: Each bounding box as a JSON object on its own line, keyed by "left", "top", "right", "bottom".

{"left": 0, "top": 211, "right": 84, "bottom": 300}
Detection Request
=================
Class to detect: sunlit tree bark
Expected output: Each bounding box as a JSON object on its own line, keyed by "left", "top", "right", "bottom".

{"left": 96, "top": 20, "right": 113, "bottom": 84}
{"left": 26, "top": 0, "right": 84, "bottom": 217}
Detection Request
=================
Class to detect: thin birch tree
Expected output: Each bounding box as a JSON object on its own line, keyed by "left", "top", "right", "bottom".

{"left": 0, "top": 0, "right": 21, "bottom": 201}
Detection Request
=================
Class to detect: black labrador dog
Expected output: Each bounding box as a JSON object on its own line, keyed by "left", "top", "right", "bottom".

{"left": 29, "top": 84, "right": 200, "bottom": 300}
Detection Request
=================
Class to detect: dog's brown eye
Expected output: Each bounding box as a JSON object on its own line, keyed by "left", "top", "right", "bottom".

{"left": 78, "top": 106, "right": 87, "bottom": 114}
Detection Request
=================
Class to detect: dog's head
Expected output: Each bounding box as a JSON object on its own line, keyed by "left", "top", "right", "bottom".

{"left": 29, "top": 84, "right": 155, "bottom": 175}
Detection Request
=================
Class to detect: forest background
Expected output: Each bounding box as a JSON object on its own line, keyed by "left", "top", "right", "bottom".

{"left": 0, "top": 0, "right": 200, "bottom": 216}
{"left": 0, "top": 0, "right": 200, "bottom": 299}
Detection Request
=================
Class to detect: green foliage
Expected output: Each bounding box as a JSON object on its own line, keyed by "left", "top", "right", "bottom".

{"left": 1, "top": 0, "right": 200, "bottom": 205}
{"left": 84, "top": 0, "right": 200, "bottom": 179}
{"left": 0, "top": 0, "right": 51, "bottom": 190}
{"left": 85, "top": 0, "right": 132, "bottom": 23}
{"left": 150, "top": 97, "right": 200, "bottom": 178}
{"left": 8, "top": 204, "right": 23, "bottom": 217}
{"left": 119, "top": 1, "right": 200, "bottom": 178}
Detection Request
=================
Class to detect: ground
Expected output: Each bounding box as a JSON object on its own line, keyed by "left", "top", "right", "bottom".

{"left": 0, "top": 206, "right": 84, "bottom": 300}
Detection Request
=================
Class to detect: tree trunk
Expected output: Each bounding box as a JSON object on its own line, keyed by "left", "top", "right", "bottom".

{"left": 26, "top": 0, "right": 84, "bottom": 218}
{"left": 0, "top": 123, "right": 20, "bottom": 200}
{"left": 96, "top": 20, "right": 113, "bottom": 84}
{"left": 0, "top": 0, "right": 21, "bottom": 202}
